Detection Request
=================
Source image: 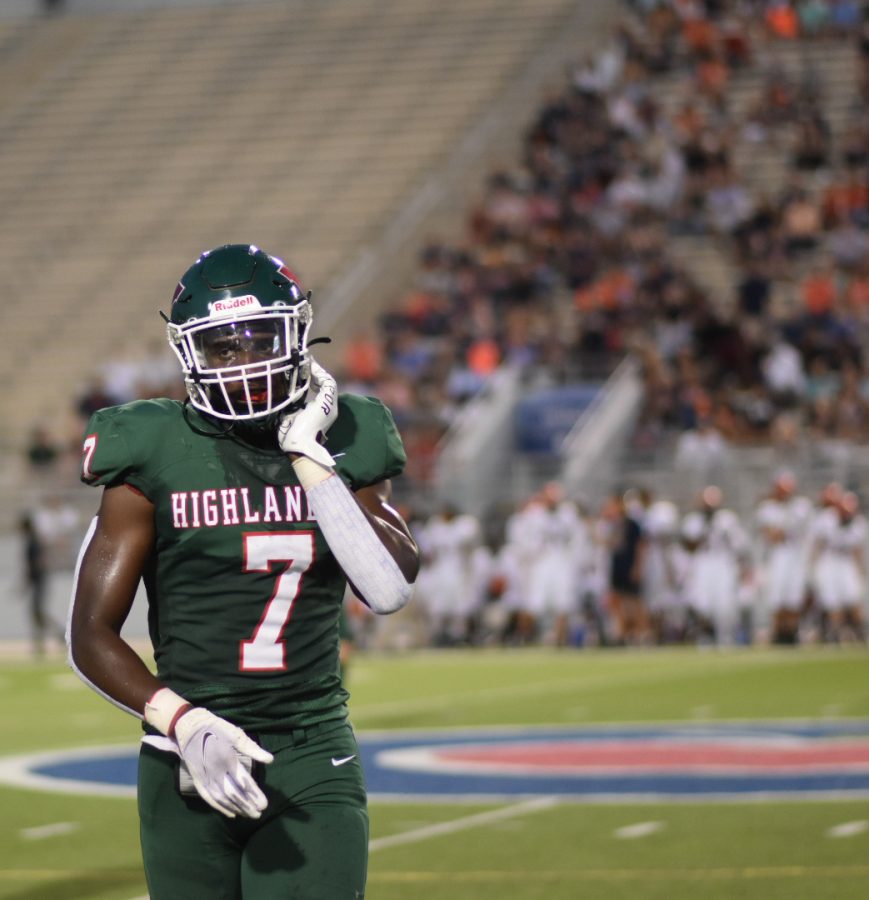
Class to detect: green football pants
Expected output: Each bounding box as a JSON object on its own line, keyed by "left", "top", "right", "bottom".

{"left": 138, "top": 720, "right": 368, "bottom": 899}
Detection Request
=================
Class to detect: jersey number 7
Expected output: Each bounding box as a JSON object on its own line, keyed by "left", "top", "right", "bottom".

{"left": 240, "top": 532, "right": 315, "bottom": 671}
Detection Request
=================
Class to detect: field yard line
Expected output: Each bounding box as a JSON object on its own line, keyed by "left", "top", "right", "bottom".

{"left": 613, "top": 820, "right": 665, "bottom": 839}
{"left": 352, "top": 652, "right": 814, "bottom": 719}
{"left": 827, "top": 820, "right": 869, "bottom": 837}
{"left": 20, "top": 821, "right": 79, "bottom": 840}
{"left": 368, "top": 796, "right": 558, "bottom": 852}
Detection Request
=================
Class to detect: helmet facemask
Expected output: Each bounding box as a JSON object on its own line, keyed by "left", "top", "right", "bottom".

{"left": 168, "top": 303, "right": 312, "bottom": 421}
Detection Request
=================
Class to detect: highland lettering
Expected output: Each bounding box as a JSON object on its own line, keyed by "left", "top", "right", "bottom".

{"left": 170, "top": 486, "right": 313, "bottom": 529}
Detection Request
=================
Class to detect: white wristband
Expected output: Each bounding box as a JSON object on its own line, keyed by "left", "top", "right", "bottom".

{"left": 143, "top": 687, "right": 192, "bottom": 737}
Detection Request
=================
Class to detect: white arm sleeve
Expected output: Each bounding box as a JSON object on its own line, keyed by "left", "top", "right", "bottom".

{"left": 296, "top": 461, "right": 412, "bottom": 614}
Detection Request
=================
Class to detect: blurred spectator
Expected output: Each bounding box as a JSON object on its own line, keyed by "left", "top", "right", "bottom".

{"left": 791, "top": 109, "right": 830, "bottom": 170}
{"left": 801, "top": 262, "right": 838, "bottom": 318}
{"left": 780, "top": 183, "right": 823, "bottom": 254}
{"left": 737, "top": 262, "right": 772, "bottom": 319}
{"left": 343, "top": 328, "right": 384, "bottom": 387}
{"left": 18, "top": 513, "right": 65, "bottom": 658}
{"left": 25, "top": 426, "right": 59, "bottom": 470}
{"left": 749, "top": 66, "right": 799, "bottom": 132}
{"left": 674, "top": 416, "right": 730, "bottom": 479}
{"left": 844, "top": 262, "right": 869, "bottom": 319}
{"left": 822, "top": 169, "right": 869, "bottom": 227}
{"left": 827, "top": 210, "right": 869, "bottom": 271}
{"left": 830, "top": 0, "right": 862, "bottom": 36}
{"left": 31, "top": 492, "right": 80, "bottom": 572}
{"left": 762, "top": 335, "right": 806, "bottom": 404}
{"left": 765, "top": 1, "right": 800, "bottom": 40}
{"left": 838, "top": 110, "right": 869, "bottom": 167}
{"left": 797, "top": 0, "right": 830, "bottom": 38}
{"left": 705, "top": 165, "right": 754, "bottom": 233}
{"left": 76, "top": 376, "right": 116, "bottom": 423}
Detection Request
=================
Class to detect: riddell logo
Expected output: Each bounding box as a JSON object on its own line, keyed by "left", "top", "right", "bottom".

{"left": 210, "top": 295, "right": 262, "bottom": 316}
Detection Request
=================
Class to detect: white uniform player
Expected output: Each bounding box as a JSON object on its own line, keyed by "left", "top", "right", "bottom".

{"left": 806, "top": 482, "right": 844, "bottom": 625}
{"left": 755, "top": 473, "right": 813, "bottom": 644}
{"left": 501, "top": 498, "right": 540, "bottom": 644}
{"left": 811, "top": 492, "right": 867, "bottom": 642}
{"left": 518, "top": 483, "right": 581, "bottom": 645}
{"left": 417, "top": 506, "right": 483, "bottom": 644}
{"left": 681, "top": 487, "right": 749, "bottom": 645}
{"left": 641, "top": 499, "right": 682, "bottom": 642}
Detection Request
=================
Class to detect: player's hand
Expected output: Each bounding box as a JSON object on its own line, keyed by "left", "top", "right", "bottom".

{"left": 173, "top": 707, "right": 274, "bottom": 819}
{"left": 277, "top": 361, "right": 338, "bottom": 467}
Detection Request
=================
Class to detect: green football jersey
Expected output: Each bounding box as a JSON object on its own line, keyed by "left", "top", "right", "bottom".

{"left": 80, "top": 395, "right": 406, "bottom": 732}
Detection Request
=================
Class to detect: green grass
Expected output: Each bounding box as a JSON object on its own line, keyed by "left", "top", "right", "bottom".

{"left": 1, "top": 646, "right": 869, "bottom": 899}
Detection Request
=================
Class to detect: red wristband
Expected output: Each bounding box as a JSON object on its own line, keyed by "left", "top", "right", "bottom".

{"left": 167, "top": 703, "right": 193, "bottom": 738}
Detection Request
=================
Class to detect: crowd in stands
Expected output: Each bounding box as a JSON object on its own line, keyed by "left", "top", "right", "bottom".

{"left": 336, "top": 0, "right": 869, "bottom": 497}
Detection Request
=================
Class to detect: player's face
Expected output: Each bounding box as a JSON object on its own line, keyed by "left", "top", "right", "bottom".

{"left": 194, "top": 321, "right": 291, "bottom": 413}
{"left": 197, "top": 322, "right": 283, "bottom": 369}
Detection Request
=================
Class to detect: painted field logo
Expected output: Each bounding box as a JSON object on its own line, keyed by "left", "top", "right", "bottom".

{"left": 2, "top": 722, "right": 869, "bottom": 802}
{"left": 362, "top": 722, "right": 869, "bottom": 801}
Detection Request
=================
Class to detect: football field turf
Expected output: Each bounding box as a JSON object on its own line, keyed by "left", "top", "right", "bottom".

{"left": 1, "top": 646, "right": 868, "bottom": 899}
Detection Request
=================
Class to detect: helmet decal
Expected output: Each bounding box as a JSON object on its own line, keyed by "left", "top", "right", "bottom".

{"left": 209, "top": 295, "right": 262, "bottom": 318}
{"left": 276, "top": 262, "right": 301, "bottom": 286}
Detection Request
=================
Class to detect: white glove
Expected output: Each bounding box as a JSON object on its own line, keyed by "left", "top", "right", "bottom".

{"left": 173, "top": 707, "right": 274, "bottom": 819}
{"left": 277, "top": 361, "right": 339, "bottom": 468}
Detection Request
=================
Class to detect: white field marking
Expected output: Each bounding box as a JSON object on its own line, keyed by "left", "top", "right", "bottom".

{"left": 827, "top": 820, "right": 869, "bottom": 838}
{"left": 369, "top": 796, "right": 558, "bottom": 852}
{"left": 691, "top": 705, "right": 715, "bottom": 719}
{"left": 614, "top": 821, "right": 665, "bottom": 839}
{"left": 0, "top": 743, "right": 138, "bottom": 798}
{"left": 20, "top": 821, "right": 80, "bottom": 840}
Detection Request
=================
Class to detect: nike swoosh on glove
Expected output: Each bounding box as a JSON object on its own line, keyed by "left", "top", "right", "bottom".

{"left": 277, "top": 361, "right": 338, "bottom": 468}
{"left": 173, "top": 707, "right": 274, "bottom": 819}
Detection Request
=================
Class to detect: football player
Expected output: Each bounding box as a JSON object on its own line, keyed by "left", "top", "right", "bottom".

{"left": 755, "top": 471, "right": 813, "bottom": 644}
{"left": 67, "top": 244, "right": 420, "bottom": 899}
{"left": 417, "top": 503, "right": 483, "bottom": 646}
{"left": 680, "top": 486, "right": 750, "bottom": 645}
{"left": 810, "top": 490, "right": 867, "bottom": 644}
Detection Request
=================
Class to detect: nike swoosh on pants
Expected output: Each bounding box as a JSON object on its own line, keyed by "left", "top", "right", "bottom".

{"left": 331, "top": 754, "right": 356, "bottom": 766}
